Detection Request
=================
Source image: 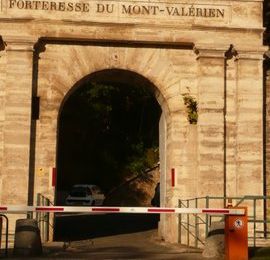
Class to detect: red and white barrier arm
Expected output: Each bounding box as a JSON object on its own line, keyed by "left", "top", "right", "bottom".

{"left": 0, "top": 206, "right": 245, "bottom": 215}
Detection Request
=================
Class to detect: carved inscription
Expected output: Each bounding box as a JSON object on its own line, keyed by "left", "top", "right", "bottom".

{"left": 7, "top": 0, "right": 226, "bottom": 18}
{"left": 1, "top": 0, "right": 231, "bottom": 24}
{"left": 121, "top": 4, "right": 224, "bottom": 18}
{"left": 9, "top": 0, "right": 90, "bottom": 12}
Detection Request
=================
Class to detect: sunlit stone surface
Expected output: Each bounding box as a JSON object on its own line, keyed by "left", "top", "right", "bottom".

{"left": 0, "top": 0, "right": 268, "bottom": 245}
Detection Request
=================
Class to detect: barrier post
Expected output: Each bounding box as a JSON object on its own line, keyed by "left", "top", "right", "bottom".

{"left": 225, "top": 207, "right": 248, "bottom": 260}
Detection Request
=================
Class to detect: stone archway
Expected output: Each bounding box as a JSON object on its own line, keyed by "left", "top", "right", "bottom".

{"left": 53, "top": 68, "right": 165, "bottom": 240}
{"left": 0, "top": 0, "right": 267, "bottom": 247}
{"left": 33, "top": 43, "right": 197, "bottom": 242}
{"left": 0, "top": 37, "right": 266, "bottom": 245}
{"left": 55, "top": 68, "right": 163, "bottom": 205}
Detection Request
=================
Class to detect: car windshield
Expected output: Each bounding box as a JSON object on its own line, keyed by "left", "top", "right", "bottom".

{"left": 70, "top": 187, "right": 87, "bottom": 197}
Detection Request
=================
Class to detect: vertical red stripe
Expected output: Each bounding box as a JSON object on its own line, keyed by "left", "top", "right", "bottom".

{"left": 52, "top": 167, "right": 56, "bottom": 187}
{"left": 171, "top": 168, "right": 175, "bottom": 187}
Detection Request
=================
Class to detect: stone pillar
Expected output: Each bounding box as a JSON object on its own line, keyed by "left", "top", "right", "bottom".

{"left": 195, "top": 46, "right": 225, "bottom": 206}
{"left": 235, "top": 51, "right": 264, "bottom": 197}
{"left": 235, "top": 50, "right": 265, "bottom": 235}
{"left": 164, "top": 111, "right": 188, "bottom": 244}
{"left": 265, "top": 51, "right": 270, "bottom": 196}
{"left": 158, "top": 112, "right": 166, "bottom": 239}
{"left": 1, "top": 37, "right": 36, "bottom": 206}
{"left": 225, "top": 56, "right": 238, "bottom": 197}
{"left": 265, "top": 51, "right": 270, "bottom": 231}
{"left": 0, "top": 47, "right": 6, "bottom": 204}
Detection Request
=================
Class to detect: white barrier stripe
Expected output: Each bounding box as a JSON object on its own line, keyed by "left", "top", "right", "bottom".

{"left": 119, "top": 208, "right": 146, "bottom": 213}
{"left": 0, "top": 206, "right": 245, "bottom": 215}
{"left": 64, "top": 207, "right": 92, "bottom": 213}
{"left": 0, "top": 206, "right": 30, "bottom": 212}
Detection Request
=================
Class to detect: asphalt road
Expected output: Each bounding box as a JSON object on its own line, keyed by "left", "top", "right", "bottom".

{"left": 50, "top": 213, "right": 204, "bottom": 259}
{"left": 43, "top": 229, "right": 203, "bottom": 259}
{"left": 54, "top": 213, "right": 160, "bottom": 241}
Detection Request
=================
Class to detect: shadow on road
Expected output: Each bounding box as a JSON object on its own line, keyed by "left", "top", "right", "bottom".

{"left": 54, "top": 213, "right": 159, "bottom": 241}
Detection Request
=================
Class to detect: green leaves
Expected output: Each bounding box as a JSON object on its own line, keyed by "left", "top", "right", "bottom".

{"left": 58, "top": 80, "right": 161, "bottom": 192}
{"left": 125, "top": 144, "right": 159, "bottom": 176}
{"left": 182, "top": 92, "right": 198, "bottom": 124}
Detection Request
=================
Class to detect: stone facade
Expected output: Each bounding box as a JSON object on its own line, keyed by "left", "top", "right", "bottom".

{"left": 266, "top": 52, "right": 270, "bottom": 209}
{"left": 0, "top": 0, "right": 267, "bottom": 244}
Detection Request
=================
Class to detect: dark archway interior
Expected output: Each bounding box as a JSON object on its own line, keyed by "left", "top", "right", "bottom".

{"left": 56, "top": 69, "right": 162, "bottom": 205}
{"left": 54, "top": 69, "right": 162, "bottom": 241}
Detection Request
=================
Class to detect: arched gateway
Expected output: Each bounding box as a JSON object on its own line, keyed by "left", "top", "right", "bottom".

{"left": 0, "top": 0, "right": 268, "bottom": 244}
{"left": 56, "top": 69, "right": 164, "bottom": 205}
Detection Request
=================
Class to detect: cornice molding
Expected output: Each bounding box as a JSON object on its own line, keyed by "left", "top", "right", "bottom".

{"left": 194, "top": 44, "right": 227, "bottom": 59}
{"left": 236, "top": 47, "right": 268, "bottom": 60}
{"left": 3, "top": 36, "right": 38, "bottom": 52}
{"left": 194, "top": 44, "right": 267, "bottom": 61}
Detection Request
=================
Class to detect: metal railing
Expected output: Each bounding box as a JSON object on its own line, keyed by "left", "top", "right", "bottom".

{"left": 36, "top": 193, "right": 54, "bottom": 242}
{"left": 179, "top": 196, "right": 270, "bottom": 248}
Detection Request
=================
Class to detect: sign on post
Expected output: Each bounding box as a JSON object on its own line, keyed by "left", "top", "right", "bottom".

{"left": 225, "top": 207, "right": 248, "bottom": 260}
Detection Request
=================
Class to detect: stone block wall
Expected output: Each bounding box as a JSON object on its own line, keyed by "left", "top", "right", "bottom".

{"left": 0, "top": 0, "right": 267, "bottom": 245}
{"left": 0, "top": 51, "right": 6, "bottom": 204}
{"left": 35, "top": 44, "right": 199, "bottom": 242}
{"left": 264, "top": 54, "right": 270, "bottom": 236}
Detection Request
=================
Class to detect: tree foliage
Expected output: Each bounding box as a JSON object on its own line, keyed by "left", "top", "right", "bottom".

{"left": 182, "top": 92, "right": 198, "bottom": 124}
{"left": 57, "top": 81, "right": 161, "bottom": 193}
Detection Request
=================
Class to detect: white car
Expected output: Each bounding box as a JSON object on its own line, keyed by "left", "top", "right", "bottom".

{"left": 65, "top": 184, "right": 105, "bottom": 206}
